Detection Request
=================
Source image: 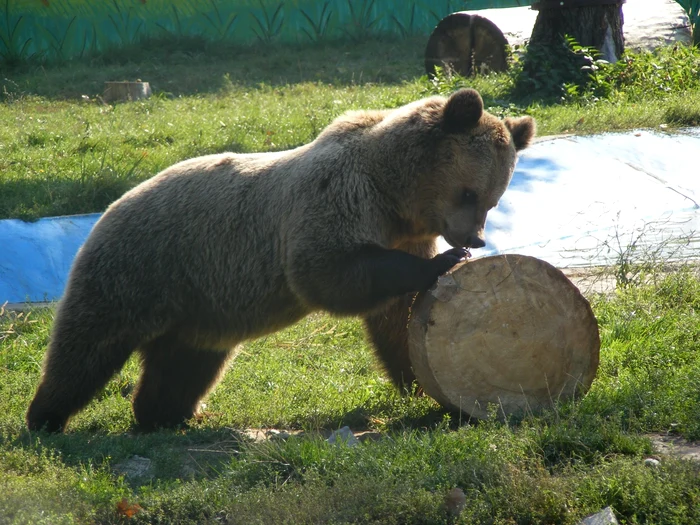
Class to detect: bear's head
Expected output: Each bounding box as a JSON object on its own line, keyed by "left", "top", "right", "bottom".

{"left": 417, "top": 88, "right": 535, "bottom": 250}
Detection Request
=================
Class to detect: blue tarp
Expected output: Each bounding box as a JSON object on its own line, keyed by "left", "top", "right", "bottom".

{"left": 449, "top": 127, "right": 700, "bottom": 268}
{"left": 0, "top": 213, "right": 101, "bottom": 305}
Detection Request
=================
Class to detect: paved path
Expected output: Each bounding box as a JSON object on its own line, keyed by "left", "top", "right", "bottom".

{"left": 475, "top": 0, "right": 692, "bottom": 51}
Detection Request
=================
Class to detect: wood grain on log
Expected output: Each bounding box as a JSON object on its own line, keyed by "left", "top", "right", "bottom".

{"left": 425, "top": 12, "right": 509, "bottom": 78}
{"left": 408, "top": 254, "right": 600, "bottom": 420}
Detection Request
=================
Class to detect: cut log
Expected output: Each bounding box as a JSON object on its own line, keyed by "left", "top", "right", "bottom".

{"left": 103, "top": 81, "right": 152, "bottom": 103}
{"left": 425, "top": 12, "right": 509, "bottom": 78}
{"left": 408, "top": 254, "right": 599, "bottom": 420}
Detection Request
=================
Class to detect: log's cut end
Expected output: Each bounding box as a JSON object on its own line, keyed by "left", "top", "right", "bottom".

{"left": 408, "top": 254, "right": 600, "bottom": 420}
{"left": 103, "top": 81, "right": 152, "bottom": 103}
{"left": 425, "top": 12, "right": 509, "bottom": 78}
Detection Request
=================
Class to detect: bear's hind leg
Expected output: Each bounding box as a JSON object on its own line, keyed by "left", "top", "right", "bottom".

{"left": 27, "top": 330, "right": 137, "bottom": 432}
{"left": 362, "top": 239, "right": 438, "bottom": 392}
{"left": 132, "top": 334, "right": 233, "bottom": 431}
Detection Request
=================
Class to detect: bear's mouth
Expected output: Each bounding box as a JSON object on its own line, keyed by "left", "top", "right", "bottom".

{"left": 443, "top": 232, "right": 467, "bottom": 249}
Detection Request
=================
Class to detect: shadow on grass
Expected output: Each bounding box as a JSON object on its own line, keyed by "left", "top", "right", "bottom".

{"left": 0, "top": 139, "right": 253, "bottom": 221}
{"left": 0, "top": 175, "right": 141, "bottom": 222}
{"left": 334, "top": 402, "right": 457, "bottom": 432}
{"left": 5, "top": 398, "right": 463, "bottom": 485}
{"left": 8, "top": 426, "right": 247, "bottom": 484}
{"left": 0, "top": 34, "right": 430, "bottom": 101}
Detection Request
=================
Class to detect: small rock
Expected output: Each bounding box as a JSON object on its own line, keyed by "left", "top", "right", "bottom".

{"left": 445, "top": 487, "right": 466, "bottom": 516}
{"left": 327, "top": 426, "right": 359, "bottom": 446}
{"left": 644, "top": 457, "right": 661, "bottom": 468}
{"left": 579, "top": 506, "right": 619, "bottom": 525}
{"left": 266, "top": 429, "right": 291, "bottom": 441}
{"left": 113, "top": 455, "right": 152, "bottom": 480}
{"left": 242, "top": 428, "right": 268, "bottom": 442}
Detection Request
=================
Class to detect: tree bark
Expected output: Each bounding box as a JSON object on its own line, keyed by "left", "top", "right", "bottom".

{"left": 530, "top": 1, "right": 625, "bottom": 62}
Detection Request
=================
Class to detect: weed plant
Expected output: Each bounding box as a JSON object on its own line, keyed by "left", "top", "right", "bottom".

{"left": 471, "top": 37, "right": 700, "bottom": 105}
{"left": 585, "top": 43, "right": 700, "bottom": 102}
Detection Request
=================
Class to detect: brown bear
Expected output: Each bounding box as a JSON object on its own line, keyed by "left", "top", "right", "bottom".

{"left": 26, "top": 88, "right": 535, "bottom": 432}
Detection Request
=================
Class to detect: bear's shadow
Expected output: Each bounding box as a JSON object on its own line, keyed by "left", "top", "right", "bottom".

{"left": 12, "top": 404, "right": 463, "bottom": 484}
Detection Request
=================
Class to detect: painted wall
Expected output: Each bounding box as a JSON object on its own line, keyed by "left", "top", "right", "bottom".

{"left": 1, "top": 0, "right": 529, "bottom": 64}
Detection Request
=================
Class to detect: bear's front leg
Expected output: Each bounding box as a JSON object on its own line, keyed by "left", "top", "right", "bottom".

{"left": 288, "top": 244, "right": 468, "bottom": 316}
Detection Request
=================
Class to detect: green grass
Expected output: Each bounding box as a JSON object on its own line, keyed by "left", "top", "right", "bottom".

{"left": 1, "top": 38, "right": 699, "bottom": 220}
{"left": 2, "top": 38, "right": 700, "bottom": 523}
{"left": 3, "top": 270, "right": 700, "bottom": 523}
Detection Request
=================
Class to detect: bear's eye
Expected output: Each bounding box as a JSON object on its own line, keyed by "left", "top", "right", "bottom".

{"left": 460, "top": 189, "right": 478, "bottom": 206}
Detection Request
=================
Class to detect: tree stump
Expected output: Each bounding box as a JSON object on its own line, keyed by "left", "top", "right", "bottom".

{"left": 408, "top": 254, "right": 600, "bottom": 420}
{"left": 103, "top": 81, "right": 152, "bottom": 104}
{"left": 530, "top": 0, "right": 626, "bottom": 62}
{"left": 425, "top": 12, "right": 509, "bottom": 78}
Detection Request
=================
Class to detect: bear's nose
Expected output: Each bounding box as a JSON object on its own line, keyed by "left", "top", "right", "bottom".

{"left": 467, "top": 236, "right": 486, "bottom": 249}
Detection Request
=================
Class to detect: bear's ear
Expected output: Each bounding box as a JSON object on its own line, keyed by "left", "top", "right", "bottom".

{"left": 504, "top": 116, "right": 536, "bottom": 151}
{"left": 442, "top": 88, "right": 483, "bottom": 133}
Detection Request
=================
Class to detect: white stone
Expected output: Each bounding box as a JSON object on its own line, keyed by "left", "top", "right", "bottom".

{"left": 580, "top": 507, "right": 619, "bottom": 525}
{"left": 644, "top": 457, "right": 661, "bottom": 467}
{"left": 113, "top": 455, "right": 152, "bottom": 479}
{"left": 327, "top": 426, "right": 359, "bottom": 446}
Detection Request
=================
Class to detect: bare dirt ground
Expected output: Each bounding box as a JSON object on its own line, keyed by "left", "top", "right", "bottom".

{"left": 647, "top": 433, "right": 700, "bottom": 462}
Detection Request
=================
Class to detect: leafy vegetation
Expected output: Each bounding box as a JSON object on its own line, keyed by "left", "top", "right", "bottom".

{"left": 584, "top": 42, "right": 700, "bottom": 102}
{"left": 505, "top": 36, "right": 700, "bottom": 103}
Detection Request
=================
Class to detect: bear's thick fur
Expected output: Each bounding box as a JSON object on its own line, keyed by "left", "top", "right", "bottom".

{"left": 26, "top": 88, "right": 535, "bottom": 432}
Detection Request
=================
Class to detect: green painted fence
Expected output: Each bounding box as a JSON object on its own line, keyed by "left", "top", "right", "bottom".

{"left": 1, "top": 0, "right": 530, "bottom": 64}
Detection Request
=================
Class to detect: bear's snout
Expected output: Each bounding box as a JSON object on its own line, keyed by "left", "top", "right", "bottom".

{"left": 443, "top": 229, "right": 486, "bottom": 250}
{"left": 465, "top": 234, "right": 486, "bottom": 249}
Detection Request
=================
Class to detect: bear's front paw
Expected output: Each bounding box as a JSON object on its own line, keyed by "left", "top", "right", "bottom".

{"left": 433, "top": 247, "right": 469, "bottom": 270}
{"left": 425, "top": 247, "right": 470, "bottom": 286}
